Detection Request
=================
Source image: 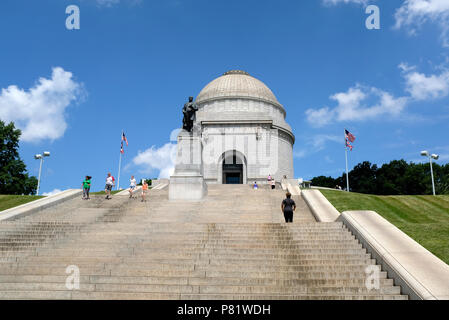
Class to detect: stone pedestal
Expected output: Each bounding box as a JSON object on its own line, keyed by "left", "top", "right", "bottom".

{"left": 169, "top": 130, "right": 207, "bottom": 200}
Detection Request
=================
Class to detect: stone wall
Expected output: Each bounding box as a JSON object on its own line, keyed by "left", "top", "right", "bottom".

{"left": 201, "top": 124, "right": 293, "bottom": 184}
{"left": 196, "top": 95, "right": 295, "bottom": 184}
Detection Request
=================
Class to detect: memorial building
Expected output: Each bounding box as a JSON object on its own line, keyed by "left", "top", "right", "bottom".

{"left": 170, "top": 70, "right": 295, "bottom": 200}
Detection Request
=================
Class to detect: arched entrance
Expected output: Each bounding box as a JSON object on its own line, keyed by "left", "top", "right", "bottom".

{"left": 218, "top": 151, "right": 247, "bottom": 184}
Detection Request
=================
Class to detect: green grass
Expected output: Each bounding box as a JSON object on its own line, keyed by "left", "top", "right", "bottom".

{"left": 90, "top": 190, "right": 122, "bottom": 195}
{"left": 320, "top": 189, "right": 449, "bottom": 265}
{"left": 0, "top": 195, "right": 45, "bottom": 212}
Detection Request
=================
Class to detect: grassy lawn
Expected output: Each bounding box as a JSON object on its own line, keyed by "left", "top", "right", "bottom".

{"left": 0, "top": 195, "right": 45, "bottom": 212}
{"left": 320, "top": 189, "right": 449, "bottom": 265}
{"left": 90, "top": 190, "right": 123, "bottom": 195}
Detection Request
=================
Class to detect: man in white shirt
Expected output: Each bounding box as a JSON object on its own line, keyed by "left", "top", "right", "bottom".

{"left": 105, "top": 172, "right": 114, "bottom": 200}
{"left": 129, "top": 175, "right": 137, "bottom": 199}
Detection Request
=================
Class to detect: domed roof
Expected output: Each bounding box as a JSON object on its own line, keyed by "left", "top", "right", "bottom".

{"left": 196, "top": 70, "right": 282, "bottom": 108}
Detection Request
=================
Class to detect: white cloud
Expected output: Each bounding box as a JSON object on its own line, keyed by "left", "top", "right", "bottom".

{"left": 306, "top": 64, "right": 449, "bottom": 127}
{"left": 400, "top": 63, "right": 449, "bottom": 100}
{"left": 306, "top": 85, "right": 408, "bottom": 127}
{"left": 324, "top": 155, "right": 335, "bottom": 164}
{"left": 43, "top": 189, "right": 63, "bottom": 196}
{"left": 293, "top": 150, "right": 307, "bottom": 159}
{"left": 311, "top": 134, "right": 342, "bottom": 150}
{"left": 0, "top": 67, "right": 84, "bottom": 143}
{"left": 294, "top": 134, "right": 342, "bottom": 159}
{"left": 132, "top": 143, "right": 177, "bottom": 179}
{"left": 305, "top": 106, "right": 334, "bottom": 127}
{"left": 398, "top": 62, "right": 416, "bottom": 73}
{"left": 394, "top": 0, "right": 449, "bottom": 46}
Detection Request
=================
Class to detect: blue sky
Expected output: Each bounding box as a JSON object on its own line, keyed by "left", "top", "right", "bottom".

{"left": 0, "top": 0, "right": 448, "bottom": 194}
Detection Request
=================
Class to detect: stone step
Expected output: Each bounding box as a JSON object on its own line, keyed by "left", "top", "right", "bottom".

{"left": 1, "top": 251, "right": 371, "bottom": 260}
{"left": 0, "top": 227, "right": 348, "bottom": 234}
{"left": 2, "top": 256, "right": 376, "bottom": 267}
{"left": 0, "top": 235, "right": 356, "bottom": 243}
{"left": 1, "top": 249, "right": 369, "bottom": 257}
{"left": 87, "top": 226, "right": 344, "bottom": 231}
{"left": 0, "top": 234, "right": 358, "bottom": 242}
{"left": 0, "top": 290, "right": 408, "bottom": 300}
{"left": 0, "top": 263, "right": 380, "bottom": 276}
{"left": 4, "top": 257, "right": 371, "bottom": 272}
{"left": 0, "top": 275, "right": 393, "bottom": 286}
{"left": 176, "top": 293, "right": 408, "bottom": 301}
{"left": 21, "top": 249, "right": 372, "bottom": 258}
{"left": 36, "top": 245, "right": 363, "bottom": 255}
{"left": 0, "top": 282, "right": 401, "bottom": 295}
{"left": 116, "top": 263, "right": 379, "bottom": 272}
{"left": 202, "top": 269, "right": 384, "bottom": 279}
{"left": 0, "top": 267, "right": 386, "bottom": 280}
{"left": 0, "top": 227, "right": 345, "bottom": 231}
{"left": 0, "top": 243, "right": 362, "bottom": 251}
{"left": 26, "top": 249, "right": 371, "bottom": 261}
{"left": 0, "top": 231, "right": 341, "bottom": 236}
{"left": 2, "top": 245, "right": 367, "bottom": 253}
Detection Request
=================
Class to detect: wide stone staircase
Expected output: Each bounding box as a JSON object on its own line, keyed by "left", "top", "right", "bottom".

{"left": 0, "top": 185, "right": 407, "bottom": 299}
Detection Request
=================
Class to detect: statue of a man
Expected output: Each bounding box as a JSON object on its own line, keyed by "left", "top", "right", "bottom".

{"left": 182, "top": 96, "right": 198, "bottom": 132}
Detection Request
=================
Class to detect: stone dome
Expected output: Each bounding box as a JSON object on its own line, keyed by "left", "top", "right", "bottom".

{"left": 195, "top": 70, "right": 283, "bottom": 109}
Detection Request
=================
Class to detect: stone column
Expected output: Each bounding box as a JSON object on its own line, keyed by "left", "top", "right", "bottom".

{"left": 169, "top": 129, "right": 207, "bottom": 200}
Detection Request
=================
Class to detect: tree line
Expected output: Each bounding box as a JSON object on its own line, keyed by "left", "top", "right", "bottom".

{"left": 311, "top": 160, "right": 449, "bottom": 195}
{"left": 0, "top": 121, "right": 38, "bottom": 195}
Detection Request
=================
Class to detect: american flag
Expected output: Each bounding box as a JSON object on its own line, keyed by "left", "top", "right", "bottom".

{"left": 120, "top": 132, "right": 128, "bottom": 154}
{"left": 345, "top": 129, "right": 355, "bottom": 151}
{"left": 122, "top": 132, "right": 128, "bottom": 146}
{"left": 345, "top": 139, "right": 353, "bottom": 151}
{"left": 345, "top": 129, "right": 356, "bottom": 143}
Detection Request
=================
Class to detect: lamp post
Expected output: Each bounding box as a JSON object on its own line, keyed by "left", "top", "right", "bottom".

{"left": 34, "top": 151, "right": 50, "bottom": 196}
{"left": 421, "top": 151, "right": 439, "bottom": 196}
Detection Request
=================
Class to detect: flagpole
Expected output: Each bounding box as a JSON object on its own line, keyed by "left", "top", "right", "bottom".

{"left": 117, "top": 130, "right": 123, "bottom": 191}
{"left": 345, "top": 129, "right": 350, "bottom": 192}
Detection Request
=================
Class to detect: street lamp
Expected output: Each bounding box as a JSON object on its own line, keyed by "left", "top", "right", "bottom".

{"left": 421, "top": 150, "right": 439, "bottom": 196}
{"left": 34, "top": 151, "right": 50, "bottom": 196}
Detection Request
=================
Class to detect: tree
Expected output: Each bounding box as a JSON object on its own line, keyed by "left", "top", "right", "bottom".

{"left": 377, "top": 160, "right": 409, "bottom": 195}
{"left": 311, "top": 176, "right": 339, "bottom": 189}
{"left": 0, "top": 120, "right": 38, "bottom": 195}
{"left": 403, "top": 163, "right": 430, "bottom": 195}
{"left": 343, "top": 161, "right": 378, "bottom": 194}
{"left": 310, "top": 159, "right": 449, "bottom": 196}
{"left": 137, "top": 178, "right": 154, "bottom": 186}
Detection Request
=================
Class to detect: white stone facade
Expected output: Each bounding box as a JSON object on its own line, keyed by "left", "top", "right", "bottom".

{"left": 193, "top": 70, "right": 295, "bottom": 185}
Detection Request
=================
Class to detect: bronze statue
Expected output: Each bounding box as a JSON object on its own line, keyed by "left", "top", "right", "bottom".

{"left": 182, "top": 96, "right": 198, "bottom": 132}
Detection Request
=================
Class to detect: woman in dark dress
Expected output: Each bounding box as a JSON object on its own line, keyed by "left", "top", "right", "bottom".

{"left": 281, "top": 192, "right": 296, "bottom": 223}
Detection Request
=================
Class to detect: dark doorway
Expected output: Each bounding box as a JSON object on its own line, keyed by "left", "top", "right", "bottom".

{"left": 225, "top": 172, "right": 241, "bottom": 184}
{"left": 223, "top": 154, "right": 243, "bottom": 184}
